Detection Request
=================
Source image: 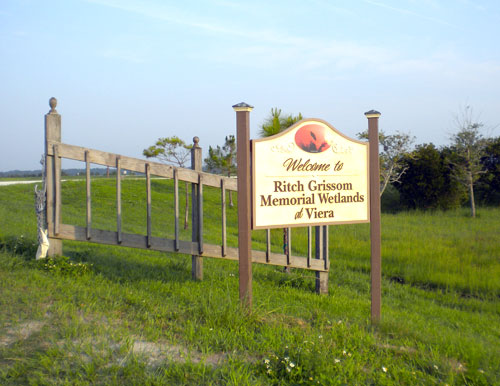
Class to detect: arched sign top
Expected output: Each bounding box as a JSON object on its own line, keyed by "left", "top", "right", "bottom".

{"left": 253, "top": 118, "right": 368, "bottom": 147}
{"left": 252, "top": 119, "right": 369, "bottom": 229}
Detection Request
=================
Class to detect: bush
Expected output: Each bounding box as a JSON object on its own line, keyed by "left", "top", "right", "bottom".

{"left": 0, "top": 234, "right": 38, "bottom": 258}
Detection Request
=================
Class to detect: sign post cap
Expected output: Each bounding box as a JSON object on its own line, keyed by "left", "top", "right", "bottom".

{"left": 232, "top": 102, "right": 254, "bottom": 112}
{"left": 364, "top": 110, "right": 381, "bottom": 118}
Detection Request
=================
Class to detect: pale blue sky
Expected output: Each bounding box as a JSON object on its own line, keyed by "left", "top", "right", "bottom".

{"left": 1, "top": 0, "right": 499, "bottom": 171}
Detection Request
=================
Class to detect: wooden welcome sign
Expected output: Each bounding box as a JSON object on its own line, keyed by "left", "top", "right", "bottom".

{"left": 233, "top": 103, "right": 382, "bottom": 323}
{"left": 252, "top": 119, "right": 369, "bottom": 229}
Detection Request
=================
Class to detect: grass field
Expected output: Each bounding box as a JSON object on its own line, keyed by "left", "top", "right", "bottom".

{"left": 1, "top": 179, "right": 499, "bottom": 385}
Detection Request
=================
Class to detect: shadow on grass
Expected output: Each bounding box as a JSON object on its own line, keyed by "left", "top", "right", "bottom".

{"left": 63, "top": 244, "right": 194, "bottom": 285}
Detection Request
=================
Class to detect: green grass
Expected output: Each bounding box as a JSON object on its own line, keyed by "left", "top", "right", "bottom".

{"left": 0, "top": 179, "right": 499, "bottom": 385}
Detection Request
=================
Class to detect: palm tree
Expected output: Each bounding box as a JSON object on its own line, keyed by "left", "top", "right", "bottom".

{"left": 259, "top": 108, "right": 303, "bottom": 137}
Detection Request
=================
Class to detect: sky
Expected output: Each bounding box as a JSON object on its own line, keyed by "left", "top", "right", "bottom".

{"left": 1, "top": 0, "right": 499, "bottom": 171}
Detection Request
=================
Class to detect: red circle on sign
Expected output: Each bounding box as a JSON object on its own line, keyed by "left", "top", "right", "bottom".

{"left": 294, "top": 124, "right": 330, "bottom": 153}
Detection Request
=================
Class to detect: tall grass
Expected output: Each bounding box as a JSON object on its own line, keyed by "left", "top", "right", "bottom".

{"left": 1, "top": 179, "right": 499, "bottom": 385}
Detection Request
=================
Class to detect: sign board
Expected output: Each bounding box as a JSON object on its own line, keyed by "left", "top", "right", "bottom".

{"left": 252, "top": 119, "right": 369, "bottom": 229}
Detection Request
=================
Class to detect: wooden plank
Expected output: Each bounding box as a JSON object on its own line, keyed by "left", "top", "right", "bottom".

{"left": 55, "top": 222, "right": 328, "bottom": 272}
{"left": 221, "top": 179, "right": 226, "bottom": 257}
{"left": 116, "top": 156, "right": 122, "bottom": 244}
{"left": 57, "top": 223, "right": 197, "bottom": 255}
{"left": 85, "top": 151, "right": 91, "bottom": 240}
{"left": 174, "top": 168, "right": 179, "bottom": 251}
{"left": 46, "top": 141, "right": 238, "bottom": 190}
{"left": 198, "top": 174, "right": 203, "bottom": 255}
{"left": 146, "top": 163, "right": 152, "bottom": 248}
{"left": 54, "top": 145, "right": 61, "bottom": 236}
{"left": 266, "top": 229, "right": 271, "bottom": 263}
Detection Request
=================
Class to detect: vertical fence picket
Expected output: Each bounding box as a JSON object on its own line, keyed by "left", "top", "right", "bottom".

{"left": 191, "top": 137, "right": 203, "bottom": 280}
{"left": 146, "top": 163, "right": 151, "bottom": 248}
{"left": 174, "top": 168, "right": 179, "bottom": 251}
{"left": 286, "top": 227, "right": 291, "bottom": 266}
{"left": 116, "top": 156, "right": 122, "bottom": 244}
{"left": 324, "top": 225, "right": 329, "bottom": 270}
{"left": 221, "top": 179, "right": 226, "bottom": 257}
{"left": 307, "top": 226, "right": 312, "bottom": 268}
{"left": 54, "top": 145, "right": 61, "bottom": 236}
{"left": 315, "top": 225, "right": 329, "bottom": 294}
{"left": 85, "top": 151, "right": 91, "bottom": 240}
{"left": 198, "top": 175, "right": 203, "bottom": 255}
{"left": 266, "top": 229, "right": 271, "bottom": 263}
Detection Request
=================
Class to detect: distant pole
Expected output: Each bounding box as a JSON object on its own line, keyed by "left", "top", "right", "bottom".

{"left": 233, "top": 102, "right": 253, "bottom": 310}
{"left": 365, "top": 110, "right": 382, "bottom": 324}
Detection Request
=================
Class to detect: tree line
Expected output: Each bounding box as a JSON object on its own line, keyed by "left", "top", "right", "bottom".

{"left": 143, "top": 107, "right": 499, "bottom": 219}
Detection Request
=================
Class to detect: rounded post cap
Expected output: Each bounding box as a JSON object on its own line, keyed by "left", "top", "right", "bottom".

{"left": 193, "top": 136, "right": 200, "bottom": 147}
{"left": 364, "top": 110, "right": 381, "bottom": 118}
{"left": 49, "top": 97, "right": 58, "bottom": 114}
{"left": 232, "top": 102, "right": 254, "bottom": 112}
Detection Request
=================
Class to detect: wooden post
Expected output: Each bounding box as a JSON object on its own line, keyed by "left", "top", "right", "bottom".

{"left": 233, "top": 102, "right": 253, "bottom": 309}
{"left": 116, "top": 156, "right": 122, "bottom": 244}
{"left": 365, "top": 110, "right": 382, "bottom": 324}
{"left": 85, "top": 151, "right": 91, "bottom": 240}
{"left": 315, "top": 226, "right": 328, "bottom": 294}
{"left": 44, "top": 97, "right": 63, "bottom": 256}
{"left": 191, "top": 136, "right": 203, "bottom": 280}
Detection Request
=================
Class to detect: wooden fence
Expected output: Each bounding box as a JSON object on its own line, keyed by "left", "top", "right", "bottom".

{"left": 44, "top": 98, "right": 330, "bottom": 294}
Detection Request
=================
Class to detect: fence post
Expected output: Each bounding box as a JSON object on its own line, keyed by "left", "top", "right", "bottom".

{"left": 44, "top": 97, "right": 63, "bottom": 256}
{"left": 365, "top": 110, "right": 382, "bottom": 324}
{"left": 315, "top": 226, "right": 328, "bottom": 294}
{"left": 191, "top": 136, "right": 203, "bottom": 280}
{"left": 233, "top": 102, "right": 253, "bottom": 309}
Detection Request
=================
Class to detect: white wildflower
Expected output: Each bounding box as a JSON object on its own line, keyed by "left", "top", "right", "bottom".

{"left": 382, "top": 367, "right": 387, "bottom": 373}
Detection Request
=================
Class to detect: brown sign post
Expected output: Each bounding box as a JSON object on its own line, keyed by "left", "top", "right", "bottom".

{"left": 233, "top": 102, "right": 254, "bottom": 309}
{"left": 365, "top": 110, "right": 382, "bottom": 324}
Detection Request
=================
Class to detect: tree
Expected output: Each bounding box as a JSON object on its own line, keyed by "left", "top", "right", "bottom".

{"left": 357, "top": 130, "right": 415, "bottom": 196}
{"left": 448, "top": 106, "right": 487, "bottom": 217}
{"left": 259, "top": 108, "right": 303, "bottom": 137}
{"left": 396, "top": 144, "right": 464, "bottom": 210}
{"left": 204, "top": 135, "right": 237, "bottom": 207}
{"left": 477, "top": 136, "right": 500, "bottom": 205}
{"left": 143, "top": 136, "right": 192, "bottom": 229}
